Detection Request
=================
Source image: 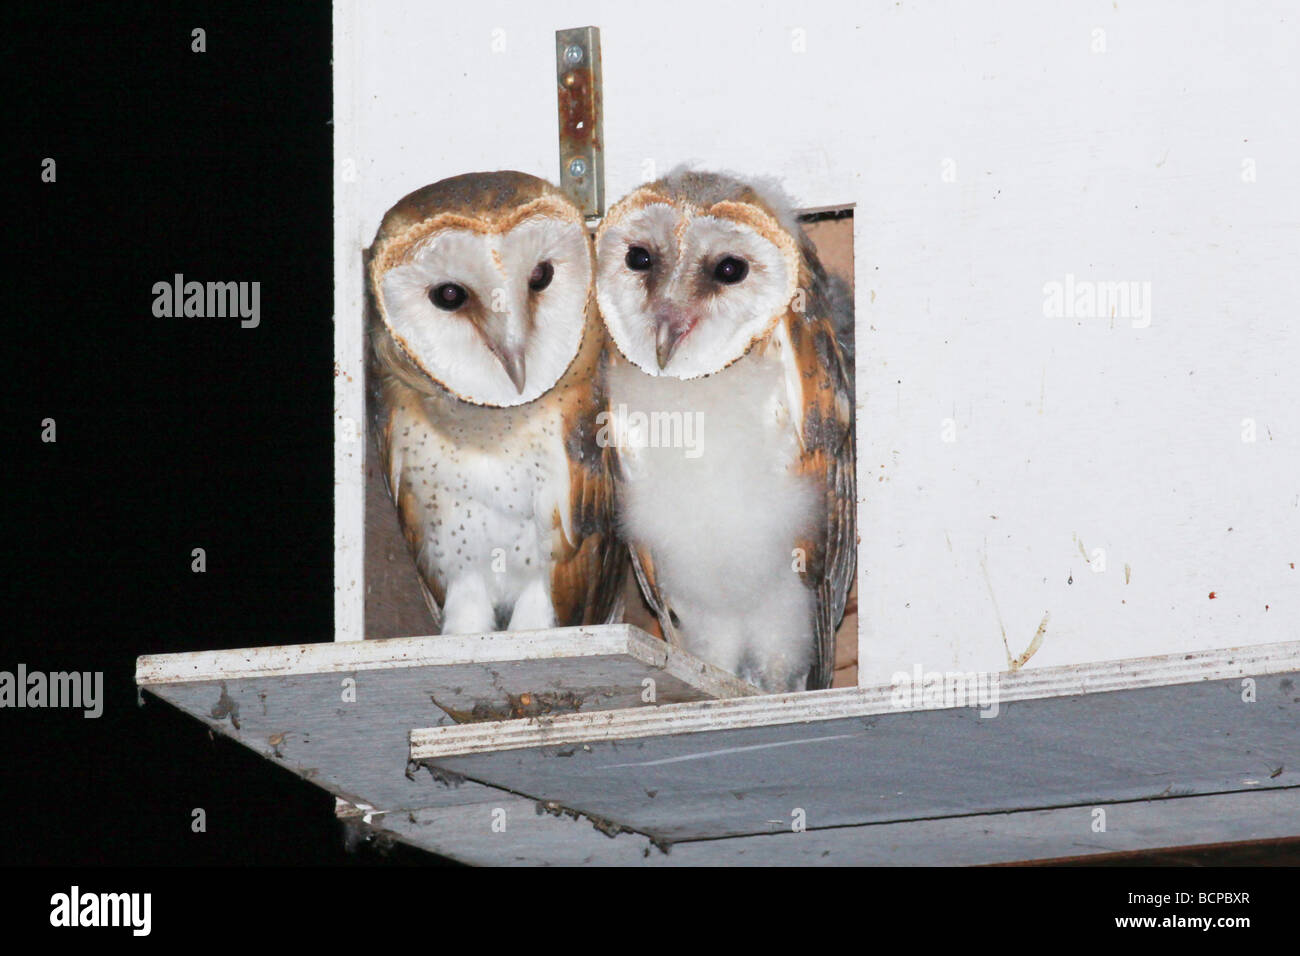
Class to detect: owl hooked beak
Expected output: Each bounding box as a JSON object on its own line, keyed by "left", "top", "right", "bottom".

{"left": 494, "top": 344, "right": 528, "bottom": 394}
{"left": 654, "top": 303, "right": 698, "bottom": 370}
{"left": 474, "top": 312, "right": 528, "bottom": 394}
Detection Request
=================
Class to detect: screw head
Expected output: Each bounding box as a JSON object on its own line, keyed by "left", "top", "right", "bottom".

{"left": 563, "top": 44, "right": 584, "bottom": 65}
{"left": 568, "top": 157, "right": 588, "bottom": 178}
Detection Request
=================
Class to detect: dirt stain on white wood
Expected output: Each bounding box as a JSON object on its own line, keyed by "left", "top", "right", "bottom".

{"left": 1010, "top": 612, "right": 1051, "bottom": 671}
{"left": 981, "top": 556, "right": 1050, "bottom": 671}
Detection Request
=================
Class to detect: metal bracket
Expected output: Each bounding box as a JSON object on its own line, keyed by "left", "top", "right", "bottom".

{"left": 555, "top": 26, "right": 604, "bottom": 219}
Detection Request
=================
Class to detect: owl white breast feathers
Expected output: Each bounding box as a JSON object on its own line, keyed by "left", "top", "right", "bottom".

{"left": 595, "top": 169, "right": 856, "bottom": 692}
{"left": 368, "top": 171, "right": 625, "bottom": 634}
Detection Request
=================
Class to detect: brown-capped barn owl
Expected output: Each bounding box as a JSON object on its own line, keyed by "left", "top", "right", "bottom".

{"left": 595, "top": 169, "right": 855, "bottom": 691}
{"left": 368, "top": 171, "right": 625, "bottom": 634}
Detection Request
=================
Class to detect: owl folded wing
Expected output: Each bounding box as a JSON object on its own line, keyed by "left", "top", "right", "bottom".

{"left": 550, "top": 409, "right": 628, "bottom": 627}
{"left": 786, "top": 262, "right": 857, "bottom": 690}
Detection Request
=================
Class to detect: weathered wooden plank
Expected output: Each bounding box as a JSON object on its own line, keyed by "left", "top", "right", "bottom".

{"left": 412, "top": 640, "right": 1299, "bottom": 757}
{"left": 138, "top": 633, "right": 1297, "bottom": 859}
{"left": 364, "top": 797, "right": 662, "bottom": 866}
{"left": 136, "top": 625, "right": 755, "bottom": 813}
{"left": 369, "top": 788, "right": 1300, "bottom": 866}
{"left": 412, "top": 644, "right": 1299, "bottom": 843}
{"left": 138, "top": 624, "right": 753, "bottom": 695}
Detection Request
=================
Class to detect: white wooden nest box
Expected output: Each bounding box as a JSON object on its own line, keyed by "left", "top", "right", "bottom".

{"left": 137, "top": 3, "right": 1300, "bottom": 865}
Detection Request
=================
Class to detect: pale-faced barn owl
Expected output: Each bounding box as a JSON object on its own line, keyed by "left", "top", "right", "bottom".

{"left": 595, "top": 169, "right": 855, "bottom": 691}
{"left": 368, "top": 172, "right": 625, "bottom": 634}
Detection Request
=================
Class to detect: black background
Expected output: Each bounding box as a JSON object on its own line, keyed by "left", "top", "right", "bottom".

{"left": 2, "top": 0, "right": 1292, "bottom": 930}
{"left": 5, "top": 2, "right": 437, "bottom": 867}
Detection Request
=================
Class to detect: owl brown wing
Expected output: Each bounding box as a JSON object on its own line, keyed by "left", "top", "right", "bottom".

{"left": 372, "top": 389, "right": 447, "bottom": 634}
{"left": 366, "top": 269, "right": 448, "bottom": 635}
{"left": 549, "top": 391, "right": 629, "bottom": 627}
{"left": 786, "top": 256, "right": 857, "bottom": 690}
{"left": 627, "top": 542, "right": 678, "bottom": 643}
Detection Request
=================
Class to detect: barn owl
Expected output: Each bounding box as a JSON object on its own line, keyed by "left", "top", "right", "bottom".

{"left": 595, "top": 169, "right": 855, "bottom": 692}
{"left": 367, "top": 171, "right": 625, "bottom": 634}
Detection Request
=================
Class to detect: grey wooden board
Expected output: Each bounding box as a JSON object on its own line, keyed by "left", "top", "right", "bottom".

{"left": 419, "top": 672, "right": 1300, "bottom": 844}
{"left": 137, "top": 625, "right": 755, "bottom": 813}
{"left": 145, "top": 668, "right": 497, "bottom": 813}
{"left": 370, "top": 787, "right": 1300, "bottom": 866}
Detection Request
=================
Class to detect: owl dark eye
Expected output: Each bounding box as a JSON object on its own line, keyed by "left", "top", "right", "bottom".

{"left": 429, "top": 283, "right": 468, "bottom": 311}
{"left": 528, "top": 261, "right": 554, "bottom": 292}
{"left": 625, "top": 246, "right": 653, "bottom": 271}
{"left": 713, "top": 256, "right": 748, "bottom": 284}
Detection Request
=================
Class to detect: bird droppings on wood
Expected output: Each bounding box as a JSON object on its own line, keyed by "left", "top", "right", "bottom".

{"left": 430, "top": 689, "right": 588, "bottom": 724}
{"left": 210, "top": 683, "right": 240, "bottom": 730}
{"left": 417, "top": 763, "right": 468, "bottom": 789}
{"left": 534, "top": 799, "right": 670, "bottom": 851}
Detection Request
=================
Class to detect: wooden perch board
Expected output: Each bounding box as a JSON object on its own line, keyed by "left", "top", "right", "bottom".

{"left": 136, "top": 625, "right": 756, "bottom": 813}
{"left": 374, "top": 787, "right": 1300, "bottom": 867}
{"left": 408, "top": 641, "right": 1300, "bottom": 851}
{"left": 137, "top": 631, "right": 1298, "bottom": 865}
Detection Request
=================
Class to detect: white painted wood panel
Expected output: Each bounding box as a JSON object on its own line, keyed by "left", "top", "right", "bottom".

{"left": 335, "top": 1, "right": 1300, "bottom": 683}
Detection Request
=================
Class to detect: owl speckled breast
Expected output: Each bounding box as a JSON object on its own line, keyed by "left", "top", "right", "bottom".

{"left": 367, "top": 171, "right": 625, "bottom": 636}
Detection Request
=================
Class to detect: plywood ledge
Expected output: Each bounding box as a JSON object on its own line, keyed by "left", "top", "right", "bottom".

{"left": 369, "top": 786, "right": 1300, "bottom": 867}
{"left": 136, "top": 623, "right": 756, "bottom": 700}
{"left": 411, "top": 639, "right": 1300, "bottom": 760}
